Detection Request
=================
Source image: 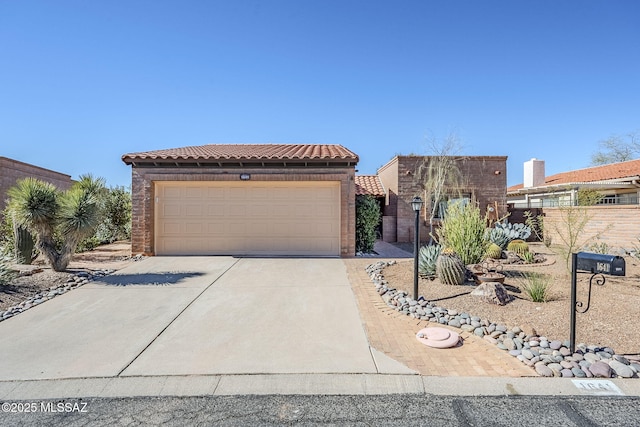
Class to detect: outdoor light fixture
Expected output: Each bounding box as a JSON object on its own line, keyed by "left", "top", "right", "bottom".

{"left": 240, "top": 173, "right": 251, "bottom": 180}
{"left": 412, "top": 196, "right": 423, "bottom": 300}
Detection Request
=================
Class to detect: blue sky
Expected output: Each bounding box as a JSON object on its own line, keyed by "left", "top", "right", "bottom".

{"left": 1, "top": 1, "right": 639, "bottom": 188}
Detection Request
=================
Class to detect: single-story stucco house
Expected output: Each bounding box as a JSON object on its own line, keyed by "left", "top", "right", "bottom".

{"left": 122, "top": 144, "right": 359, "bottom": 257}
{"left": 0, "top": 157, "right": 73, "bottom": 211}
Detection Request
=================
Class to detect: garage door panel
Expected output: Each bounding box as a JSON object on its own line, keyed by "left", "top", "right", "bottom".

{"left": 155, "top": 181, "right": 340, "bottom": 256}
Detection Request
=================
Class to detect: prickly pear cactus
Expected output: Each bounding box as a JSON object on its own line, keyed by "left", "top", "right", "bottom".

{"left": 418, "top": 244, "right": 441, "bottom": 278}
{"left": 436, "top": 252, "right": 466, "bottom": 285}
{"left": 495, "top": 222, "right": 531, "bottom": 241}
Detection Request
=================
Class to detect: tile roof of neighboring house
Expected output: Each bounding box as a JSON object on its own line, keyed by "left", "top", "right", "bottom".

{"left": 355, "top": 175, "right": 386, "bottom": 197}
{"left": 508, "top": 158, "right": 640, "bottom": 192}
{"left": 122, "top": 144, "right": 359, "bottom": 164}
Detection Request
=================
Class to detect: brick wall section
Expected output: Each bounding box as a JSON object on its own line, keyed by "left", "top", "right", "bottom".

{"left": 0, "top": 157, "right": 73, "bottom": 211}
{"left": 543, "top": 205, "right": 640, "bottom": 252}
{"left": 130, "top": 166, "right": 356, "bottom": 256}
{"left": 378, "top": 156, "right": 507, "bottom": 243}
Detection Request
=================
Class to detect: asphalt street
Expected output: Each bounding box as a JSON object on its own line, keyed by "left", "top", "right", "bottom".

{"left": 2, "top": 394, "right": 639, "bottom": 426}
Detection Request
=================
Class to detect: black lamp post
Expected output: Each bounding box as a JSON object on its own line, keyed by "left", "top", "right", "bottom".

{"left": 411, "top": 196, "right": 423, "bottom": 300}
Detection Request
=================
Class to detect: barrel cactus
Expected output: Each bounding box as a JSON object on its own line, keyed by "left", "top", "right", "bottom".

{"left": 485, "top": 243, "right": 503, "bottom": 260}
{"left": 507, "top": 239, "right": 530, "bottom": 257}
{"left": 436, "top": 251, "right": 466, "bottom": 285}
{"left": 418, "top": 244, "right": 441, "bottom": 278}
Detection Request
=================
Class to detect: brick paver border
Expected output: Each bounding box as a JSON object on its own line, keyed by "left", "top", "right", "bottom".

{"left": 344, "top": 259, "right": 536, "bottom": 378}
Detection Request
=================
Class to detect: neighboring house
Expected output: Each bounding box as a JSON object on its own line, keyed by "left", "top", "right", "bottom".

{"left": 507, "top": 158, "right": 640, "bottom": 251}
{"left": 122, "top": 144, "right": 359, "bottom": 257}
{"left": 0, "top": 157, "right": 73, "bottom": 212}
{"left": 375, "top": 155, "right": 508, "bottom": 243}
{"left": 507, "top": 158, "right": 640, "bottom": 208}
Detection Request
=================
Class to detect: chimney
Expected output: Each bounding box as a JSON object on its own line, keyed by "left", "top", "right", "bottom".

{"left": 524, "top": 158, "right": 545, "bottom": 188}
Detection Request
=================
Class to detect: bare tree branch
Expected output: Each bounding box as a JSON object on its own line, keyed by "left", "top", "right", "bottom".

{"left": 590, "top": 130, "right": 640, "bottom": 165}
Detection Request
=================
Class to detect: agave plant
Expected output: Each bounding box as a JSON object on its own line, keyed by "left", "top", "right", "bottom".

{"left": 418, "top": 244, "right": 441, "bottom": 278}
{"left": 8, "top": 175, "right": 105, "bottom": 271}
{"left": 487, "top": 227, "right": 511, "bottom": 249}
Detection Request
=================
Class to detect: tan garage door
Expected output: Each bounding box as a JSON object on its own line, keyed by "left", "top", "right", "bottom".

{"left": 155, "top": 181, "right": 341, "bottom": 256}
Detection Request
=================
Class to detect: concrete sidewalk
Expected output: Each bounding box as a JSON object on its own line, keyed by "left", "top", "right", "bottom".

{"left": 2, "top": 374, "right": 639, "bottom": 400}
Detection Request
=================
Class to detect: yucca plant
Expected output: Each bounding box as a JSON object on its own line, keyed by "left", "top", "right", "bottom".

{"left": 418, "top": 244, "right": 441, "bottom": 278}
{"left": 8, "top": 175, "right": 105, "bottom": 271}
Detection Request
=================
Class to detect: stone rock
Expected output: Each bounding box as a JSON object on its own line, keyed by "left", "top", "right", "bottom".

{"left": 474, "top": 327, "right": 485, "bottom": 337}
{"left": 448, "top": 318, "right": 461, "bottom": 328}
{"left": 509, "top": 350, "right": 521, "bottom": 357}
{"left": 521, "top": 349, "right": 534, "bottom": 360}
{"left": 589, "top": 361, "right": 612, "bottom": 378}
{"left": 584, "top": 353, "right": 601, "bottom": 364}
{"left": 549, "top": 340, "right": 562, "bottom": 350}
{"left": 561, "top": 369, "right": 574, "bottom": 377}
{"left": 572, "top": 367, "right": 587, "bottom": 378}
{"left": 609, "top": 360, "right": 635, "bottom": 378}
{"left": 559, "top": 347, "right": 571, "bottom": 357}
{"left": 470, "top": 283, "right": 511, "bottom": 305}
{"left": 536, "top": 364, "right": 554, "bottom": 377}
{"left": 503, "top": 338, "right": 516, "bottom": 351}
{"left": 548, "top": 363, "right": 563, "bottom": 376}
{"left": 613, "top": 355, "right": 630, "bottom": 365}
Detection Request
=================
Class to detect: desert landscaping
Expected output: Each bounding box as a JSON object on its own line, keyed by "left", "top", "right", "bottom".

{"left": 381, "top": 242, "right": 640, "bottom": 356}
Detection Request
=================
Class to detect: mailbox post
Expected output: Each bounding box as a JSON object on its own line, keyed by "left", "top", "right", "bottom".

{"left": 570, "top": 252, "right": 626, "bottom": 353}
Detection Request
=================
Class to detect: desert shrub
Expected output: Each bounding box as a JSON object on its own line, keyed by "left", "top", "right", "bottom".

{"left": 585, "top": 239, "right": 611, "bottom": 255}
{"left": 518, "top": 272, "right": 552, "bottom": 302}
{"left": 77, "top": 185, "right": 132, "bottom": 251}
{"left": 355, "top": 195, "right": 381, "bottom": 253}
{"left": 524, "top": 211, "right": 550, "bottom": 247}
{"left": 435, "top": 202, "right": 489, "bottom": 265}
{"left": 0, "top": 246, "right": 16, "bottom": 285}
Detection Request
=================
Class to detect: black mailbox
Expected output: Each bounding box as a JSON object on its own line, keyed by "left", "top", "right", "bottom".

{"left": 576, "top": 252, "right": 626, "bottom": 276}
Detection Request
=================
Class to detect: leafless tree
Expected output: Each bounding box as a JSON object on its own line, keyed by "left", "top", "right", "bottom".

{"left": 414, "top": 132, "right": 465, "bottom": 243}
{"left": 590, "top": 130, "right": 640, "bottom": 165}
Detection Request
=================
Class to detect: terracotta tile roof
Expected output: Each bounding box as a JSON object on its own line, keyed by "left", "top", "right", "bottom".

{"left": 355, "top": 175, "right": 386, "bottom": 197}
{"left": 508, "top": 158, "right": 640, "bottom": 192}
{"left": 122, "top": 144, "right": 359, "bottom": 164}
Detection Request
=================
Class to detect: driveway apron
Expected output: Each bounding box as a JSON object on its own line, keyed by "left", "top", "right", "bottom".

{"left": 122, "top": 258, "right": 382, "bottom": 375}
{"left": 0, "top": 257, "right": 238, "bottom": 381}
{"left": 0, "top": 257, "right": 410, "bottom": 381}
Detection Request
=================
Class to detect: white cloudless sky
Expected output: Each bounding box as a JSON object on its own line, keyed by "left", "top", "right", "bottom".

{"left": 1, "top": 0, "right": 639, "bottom": 188}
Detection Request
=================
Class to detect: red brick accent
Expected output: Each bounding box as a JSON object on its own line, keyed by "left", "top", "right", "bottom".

{"left": 378, "top": 156, "right": 508, "bottom": 243}
{"left": 129, "top": 166, "right": 356, "bottom": 256}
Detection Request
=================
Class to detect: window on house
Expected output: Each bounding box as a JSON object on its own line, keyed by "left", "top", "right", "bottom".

{"left": 432, "top": 194, "right": 471, "bottom": 219}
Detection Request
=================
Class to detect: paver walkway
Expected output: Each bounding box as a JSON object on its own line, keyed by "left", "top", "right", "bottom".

{"left": 345, "top": 258, "right": 535, "bottom": 377}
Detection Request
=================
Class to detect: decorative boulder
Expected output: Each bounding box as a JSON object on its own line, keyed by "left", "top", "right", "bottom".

{"left": 470, "top": 282, "right": 511, "bottom": 305}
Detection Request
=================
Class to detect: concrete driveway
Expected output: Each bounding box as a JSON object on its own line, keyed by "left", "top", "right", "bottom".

{"left": 0, "top": 257, "right": 413, "bottom": 381}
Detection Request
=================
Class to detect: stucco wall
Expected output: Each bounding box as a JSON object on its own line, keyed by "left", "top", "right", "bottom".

{"left": 0, "top": 157, "right": 73, "bottom": 211}
{"left": 130, "top": 166, "right": 357, "bottom": 256}
{"left": 542, "top": 205, "right": 640, "bottom": 252}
